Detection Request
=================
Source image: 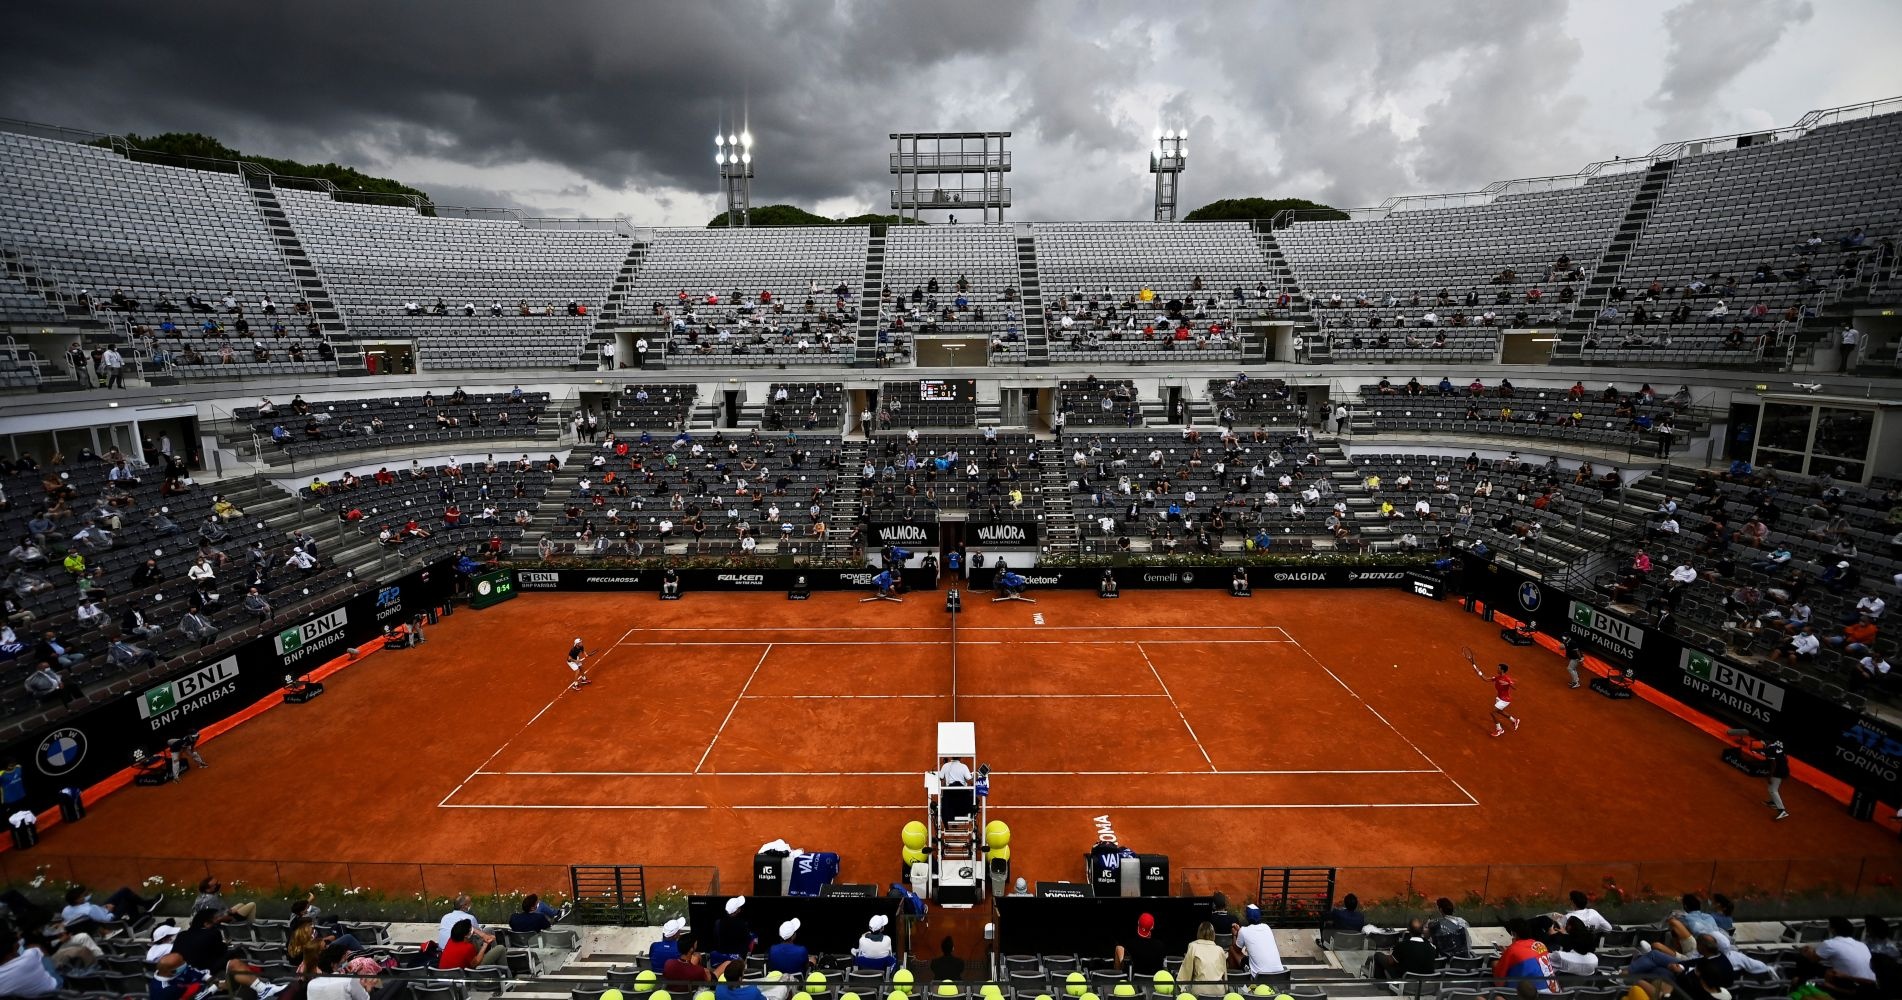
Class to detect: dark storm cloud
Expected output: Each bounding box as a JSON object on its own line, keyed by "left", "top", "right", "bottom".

{"left": 0, "top": 0, "right": 1881, "bottom": 222}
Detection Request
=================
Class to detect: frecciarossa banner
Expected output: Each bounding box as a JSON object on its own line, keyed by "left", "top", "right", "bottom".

{"left": 965, "top": 564, "right": 1419, "bottom": 590}
{"left": 3, "top": 560, "right": 454, "bottom": 815}
{"left": 1460, "top": 554, "right": 1901, "bottom": 804}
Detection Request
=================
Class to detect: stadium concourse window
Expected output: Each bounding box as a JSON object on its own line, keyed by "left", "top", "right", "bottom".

{"left": 1753, "top": 400, "right": 1875, "bottom": 480}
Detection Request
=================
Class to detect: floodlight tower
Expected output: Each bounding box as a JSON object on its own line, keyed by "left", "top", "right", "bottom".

{"left": 1150, "top": 131, "right": 1187, "bottom": 222}
{"left": 716, "top": 130, "right": 755, "bottom": 227}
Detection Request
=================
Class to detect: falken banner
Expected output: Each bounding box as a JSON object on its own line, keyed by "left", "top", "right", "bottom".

{"left": 3, "top": 560, "right": 454, "bottom": 815}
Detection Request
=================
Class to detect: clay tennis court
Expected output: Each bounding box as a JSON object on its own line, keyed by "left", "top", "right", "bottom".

{"left": 26, "top": 588, "right": 1901, "bottom": 903}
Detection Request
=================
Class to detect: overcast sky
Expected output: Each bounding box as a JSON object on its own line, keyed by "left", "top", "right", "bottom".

{"left": 3, "top": 0, "right": 1898, "bottom": 225}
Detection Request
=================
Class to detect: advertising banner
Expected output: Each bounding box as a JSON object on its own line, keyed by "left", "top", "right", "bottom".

{"left": 869, "top": 522, "right": 939, "bottom": 548}
{"left": 964, "top": 564, "right": 1419, "bottom": 591}
{"left": 1459, "top": 553, "right": 1899, "bottom": 803}
{"left": 6, "top": 560, "right": 453, "bottom": 814}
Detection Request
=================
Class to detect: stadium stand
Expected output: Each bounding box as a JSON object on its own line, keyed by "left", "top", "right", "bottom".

{"left": 230, "top": 389, "right": 553, "bottom": 463}
{"left": 531, "top": 431, "right": 839, "bottom": 559}
{"left": 623, "top": 227, "right": 866, "bottom": 367}
{"left": 764, "top": 381, "right": 848, "bottom": 430}
{"left": 302, "top": 456, "right": 552, "bottom": 565}
{"left": 1281, "top": 174, "right": 1641, "bottom": 362}
{"left": 1577, "top": 113, "right": 1902, "bottom": 367}
{"left": 862, "top": 430, "right": 1043, "bottom": 526}
{"left": 1058, "top": 428, "right": 1344, "bottom": 554}
{"left": 0, "top": 133, "right": 326, "bottom": 379}
{"left": 1034, "top": 222, "right": 1266, "bottom": 364}
{"left": 1347, "top": 378, "right": 1706, "bottom": 453}
{"left": 0, "top": 454, "right": 350, "bottom": 726}
{"left": 277, "top": 188, "right": 631, "bottom": 369}
{"left": 881, "top": 226, "right": 1024, "bottom": 364}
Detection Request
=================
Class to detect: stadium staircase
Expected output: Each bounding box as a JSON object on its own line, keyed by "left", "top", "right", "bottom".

{"left": 586, "top": 242, "right": 648, "bottom": 371}
{"left": 1254, "top": 228, "right": 1323, "bottom": 360}
{"left": 827, "top": 440, "right": 867, "bottom": 557}
{"left": 1555, "top": 160, "right": 1675, "bottom": 361}
{"left": 1039, "top": 459, "right": 1078, "bottom": 553}
{"left": 239, "top": 174, "right": 362, "bottom": 375}
{"left": 2, "top": 246, "right": 113, "bottom": 387}
{"left": 517, "top": 452, "right": 591, "bottom": 558}
{"left": 1015, "top": 231, "right": 1049, "bottom": 366}
{"left": 854, "top": 227, "right": 886, "bottom": 368}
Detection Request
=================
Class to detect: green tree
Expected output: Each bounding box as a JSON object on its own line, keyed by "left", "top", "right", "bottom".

{"left": 1182, "top": 197, "right": 1346, "bottom": 223}
{"left": 706, "top": 204, "right": 923, "bottom": 228}
{"left": 95, "top": 131, "right": 431, "bottom": 203}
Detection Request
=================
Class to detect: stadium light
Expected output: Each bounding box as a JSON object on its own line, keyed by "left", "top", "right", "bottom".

{"left": 717, "top": 127, "right": 757, "bottom": 227}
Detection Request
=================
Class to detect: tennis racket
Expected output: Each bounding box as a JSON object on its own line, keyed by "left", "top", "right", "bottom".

{"left": 1461, "top": 645, "right": 1484, "bottom": 678}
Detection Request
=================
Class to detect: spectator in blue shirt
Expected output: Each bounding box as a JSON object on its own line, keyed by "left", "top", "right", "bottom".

{"left": 60, "top": 885, "right": 157, "bottom": 930}
{"left": 648, "top": 919, "right": 685, "bottom": 972}
{"left": 507, "top": 894, "right": 562, "bottom": 934}
{"left": 766, "top": 919, "right": 812, "bottom": 973}
{"left": 715, "top": 962, "right": 766, "bottom": 1000}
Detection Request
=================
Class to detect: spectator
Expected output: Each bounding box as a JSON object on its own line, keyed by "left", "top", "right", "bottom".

{"left": 1373, "top": 918, "right": 1438, "bottom": 980}
{"left": 0, "top": 928, "right": 59, "bottom": 998}
{"left": 715, "top": 961, "right": 766, "bottom": 1000}
{"left": 767, "top": 919, "right": 813, "bottom": 973}
{"left": 149, "top": 954, "right": 214, "bottom": 1000}
{"left": 1234, "top": 903, "right": 1286, "bottom": 978}
{"left": 1564, "top": 890, "right": 1612, "bottom": 934}
{"left": 928, "top": 935, "right": 964, "bottom": 982}
{"left": 25, "top": 661, "right": 80, "bottom": 705}
{"left": 1428, "top": 898, "right": 1471, "bottom": 958}
{"left": 305, "top": 944, "right": 370, "bottom": 1000}
{"left": 1326, "top": 893, "right": 1368, "bottom": 936}
{"left": 662, "top": 942, "right": 718, "bottom": 984}
{"left": 1492, "top": 919, "right": 1556, "bottom": 993}
{"left": 1798, "top": 915, "right": 1876, "bottom": 992}
{"left": 436, "top": 919, "right": 503, "bottom": 970}
{"left": 1179, "top": 922, "right": 1228, "bottom": 997}
{"left": 713, "top": 897, "right": 756, "bottom": 968}
{"left": 170, "top": 909, "right": 231, "bottom": 971}
{"left": 1115, "top": 912, "right": 1166, "bottom": 974}
{"left": 851, "top": 915, "right": 897, "bottom": 971}
{"left": 507, "top": 894, "right": 564, "bottom": 934}
{"left": 194, "top": 879, "right": 256, "bottom": 922}
{"left": 648, "top": 918, "right": 686, "bottom": 971}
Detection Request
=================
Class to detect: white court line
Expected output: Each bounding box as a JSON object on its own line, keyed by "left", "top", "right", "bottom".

{"left": 613, "top": 640, "right": 1293, "bottom": 647}
{"left": 621, "top": 625, "right": 1293, "bottom": 632}
{"left": 438, "top": 646, "right": 615, "bottom": 808}
{"left": 441, "top": 803, "right": 709, "bottom": 811}
{"left": 1135, "top": 642, "right": 1216, "bottom": 772}
{"left": 1286, "top": 640, "right": 1480, "bottom": 807}
{"left": 738, "top": 692, "right": 1168, "bottom": 700}
{"left": 694, "top": 643, "right": 772, "bottom": 774}
{"left": 477, "top": 768, "right": 1440, "bottom": 777}
{"left": 443, "top": 801, "right": 1474, "bottom": 811}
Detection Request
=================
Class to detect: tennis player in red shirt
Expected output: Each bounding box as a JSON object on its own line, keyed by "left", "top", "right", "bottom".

{"left": 1489, "top": 663, "right": 1520, "bottom": 737}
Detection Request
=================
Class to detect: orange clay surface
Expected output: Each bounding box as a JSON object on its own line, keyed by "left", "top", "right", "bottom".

{"left": 24, "top": 589, "right": 1902, "bottom": 904}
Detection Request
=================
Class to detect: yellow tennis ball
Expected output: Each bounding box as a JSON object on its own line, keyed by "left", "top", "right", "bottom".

{"left": 840, "top": 994, "right": 861, "bottom": 1000}
{"left": 902, "top": 820, "right": 928, "bottom": 850}
{"left": 1113, "top": 985, "right": 1137, "bottom": 997}
{"left": 902, "top": 846, "right": 928, "bottom": 866}
{"left": 1251, "top": 987, "right": 1275, "bottom": 997}
{"left": 984, "top": 820, "right": 1011, "bottom": 848}
{"left": 1065, "top": 973, "right": 1087, "bottom": 996}
{"left": 990, "top": 845, "right": 1010, "bottom": 862}
{"left": 1151, "top": 971, "right": 1175, "bottom": 996}
{"left": 979, "top": 986, "right": 1004, "bottom": 1000}
{"left": 634, "top": 970, "right": 658, "bottom": 993}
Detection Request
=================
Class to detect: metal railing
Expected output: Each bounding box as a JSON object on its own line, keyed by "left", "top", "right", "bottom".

{"left": 890, "top": 152, "right": 1013, "bottom": 170}
{"left": 0, "top": 852, "right": 719, "bottom": 914}
{"left": 1183, "top": 854, "right": 1902, "bottom": 921}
